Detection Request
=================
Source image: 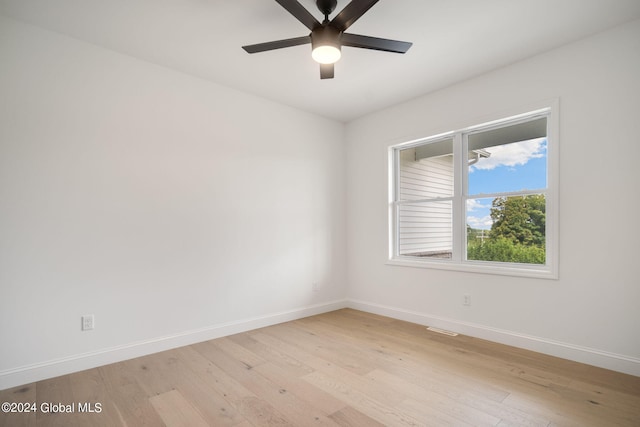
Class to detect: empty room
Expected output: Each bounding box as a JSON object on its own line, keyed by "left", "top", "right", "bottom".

{"left": 1, "top": 0, "right": 639, "bottom": 426}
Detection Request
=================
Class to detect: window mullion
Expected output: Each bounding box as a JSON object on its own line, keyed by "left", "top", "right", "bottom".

{"left": 452, "top": 132, "right": 464, "bottom": 263}
{"left": 389, "top": 147, "right": 400, "bottom": 259}
{"left": 469, "top": 189, "right": 548, "bottom": 199}
{"left": 461, "top": 132, "right": 470, "bottom": 263}
{"left": 395, "top": 197, "right": 455, "bottom": 205}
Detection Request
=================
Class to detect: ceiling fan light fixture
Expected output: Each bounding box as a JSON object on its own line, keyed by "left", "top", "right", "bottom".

{"left": 312, "top": 44, "right": 341, "bottom": 64}
{"left": 311, "top": 26, "right": 342, "bottom": 64}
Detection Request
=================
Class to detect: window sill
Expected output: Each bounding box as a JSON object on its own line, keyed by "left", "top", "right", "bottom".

{"left": 386, "top": 257, "right": 558, "bottom": 280}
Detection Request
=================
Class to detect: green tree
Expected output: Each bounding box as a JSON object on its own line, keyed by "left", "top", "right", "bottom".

{"left": 467, "top": 238, "right": 546, "bottom": 264}
{"left": 489, "top": 195, "right": 545, "bottom": 246}
{"left": 467, "top": 194, "right": 546, "bottom": 264}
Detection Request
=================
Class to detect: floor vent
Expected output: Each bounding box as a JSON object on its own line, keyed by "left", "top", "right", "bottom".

{"left": 426, "top": 326, "right": 458, "bottom": 336}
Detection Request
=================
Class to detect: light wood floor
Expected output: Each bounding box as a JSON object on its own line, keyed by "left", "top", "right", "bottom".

{"left": 1, "top": 309, "right": 639, "bottom": 426}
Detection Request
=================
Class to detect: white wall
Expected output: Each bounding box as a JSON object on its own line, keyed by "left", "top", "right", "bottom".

{"left": 0, "top": 16, "right": 346, "bottom": 388}
{"left": 346, "top": 19, "right": 640, "bottom": 375}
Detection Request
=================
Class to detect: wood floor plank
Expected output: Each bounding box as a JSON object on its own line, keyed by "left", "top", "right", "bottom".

{"left": 328, "top": 406, "right": 386, "bottom": 427}
{"left": 117, "top": 350, "right": 182, "bottom": 397}
{"left": 126, "top": 344, "right": 242, "bottom": 425}
{"left": 394, "top": 398, "right": 477, "bottom": 427}
{"left": 252, "top": 362, "right": 347, "bottom": 416}
{"left": 302, "top": 370, "right": 432, "bottom": 426}
{"left": 97, "top": 362, "right": 166, "bottom": 426}
{"left": 249, "top": 331, "right": 317, "bottom": 365}
{"left": 305, "top": 357, "right": 407, "bottom": 407}
{"left": 213, "top": 337, "right": 267, "bottom": 371}
{"left": 228, "top": 332, "right": 315, "bottom": 378}
{"left": 263, "top": 322, "right": 379, "bottom": 375}
{"left": 146, "top": 347, "right": 242, "bottom": 425}
{"left": 503, "top": 389, "right": 637, "bottom": 427}
{"left": 367, "top": 368, "right": 548, "bottom": 427}
{"left": 65, "top": 368, "right": 124, "bottom": 427}
{"left": 34, "top": 375, "right": 82, "bottom": 427}
{"left": 0, "top": 384, "right": 37, "bottom": 427}
{"left": 562, "top": 376, "right": 640, "bottom": 418}
{"left": 149, "top": 389, "right": 209, "bottom": 427}
{"left": 195, "top": 340, "right": 340, "bottom": 426}
{"left": 190, "top": 341, "right": 294, "bottom": 426}
{"left": 366, "top": 369, "right": 502, "bottom": 426}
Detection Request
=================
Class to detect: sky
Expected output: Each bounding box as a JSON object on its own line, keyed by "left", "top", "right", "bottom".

{"left": 466, "top": 138, "right": 547, "bottom": 230}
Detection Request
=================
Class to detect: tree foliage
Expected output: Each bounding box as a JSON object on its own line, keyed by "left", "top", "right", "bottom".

{"left": 467, "top": 194, "right": 546, "bottom": 264}
{"left": 490, "top": 195, "right": 545, "bottom": 246}
{"left": 467, "top": 238, "right": 546, "bottom": 264}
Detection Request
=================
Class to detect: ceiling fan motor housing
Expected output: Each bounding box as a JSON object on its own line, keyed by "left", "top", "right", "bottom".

{"left": 312, "top": 26, "right": 342, "bottom": 50}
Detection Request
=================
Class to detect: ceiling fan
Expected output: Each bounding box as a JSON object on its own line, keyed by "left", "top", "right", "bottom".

{"left": 242, "top": 0, "right": 412, "bottom": 79}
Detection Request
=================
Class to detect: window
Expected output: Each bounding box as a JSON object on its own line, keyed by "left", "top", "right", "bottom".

{"left": 389, "top": 107, "right": 557, "bottom": 278}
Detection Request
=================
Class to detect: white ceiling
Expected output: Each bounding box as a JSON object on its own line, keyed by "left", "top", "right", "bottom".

{"left": 2, "top": 0, "right": 640, "bottom": 122}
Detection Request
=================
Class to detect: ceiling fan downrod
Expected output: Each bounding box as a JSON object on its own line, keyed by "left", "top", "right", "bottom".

{"left": 316, "top": 0, "right": 338, "bottom": 20}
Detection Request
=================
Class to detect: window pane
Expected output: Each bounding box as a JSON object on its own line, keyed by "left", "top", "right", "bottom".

{"left": 399, "top": 201, "right": 452, "bottom": 258}
{"left": 468, "top": 131, "right": 547, "bottom": 196}
{"left": 466, "top": 195, "right": 546, "bottom": 264}
{"left": 399, "top": 138, "right": 453, "bottom": 201}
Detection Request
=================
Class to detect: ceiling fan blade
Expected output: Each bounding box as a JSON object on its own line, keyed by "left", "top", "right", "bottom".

{"left": 275, "top": 0, "right": 321, "bottom": 31}
{"left": 341, "top": 33, "right": 412, "bottom": 53}
{"left": 242, "top": 36, "right": 311, "bottom": 53}
{"left": 330, "top": 0, "right": 379, "bottom": 31}
{"left": 320, "top": 63, "right": 334, "bottom": 79}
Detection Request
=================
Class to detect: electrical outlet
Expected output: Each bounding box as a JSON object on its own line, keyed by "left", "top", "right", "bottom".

{"left": 463, "top": 295, "right": 471, "bottom": 306}
{"left": 82, "top": 315, "right": 94, "bottom": 331}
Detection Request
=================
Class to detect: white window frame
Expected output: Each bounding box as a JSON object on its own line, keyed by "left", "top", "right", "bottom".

{"left": 388, "top": 103, "right": 559, "bottom": 279}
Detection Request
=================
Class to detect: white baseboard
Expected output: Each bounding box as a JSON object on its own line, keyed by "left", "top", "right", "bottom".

{"left": 346, "top": 299, "right": 640, "bottom": 377}
{"left": 0, "top": 299, "right": 348, "bottom": 391}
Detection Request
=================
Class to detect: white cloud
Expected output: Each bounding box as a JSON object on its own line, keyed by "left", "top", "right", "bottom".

{"left": 467, "top": 215, "right": 493, "bottom": 229}
{"left": 467, "top": 200, "right": 493, "bottom": 229}
{"left": 471, "top": 138, "right": 546, "bottom": 171}
{"left": 466, "top": 199, "right": 491, "bottom": 211}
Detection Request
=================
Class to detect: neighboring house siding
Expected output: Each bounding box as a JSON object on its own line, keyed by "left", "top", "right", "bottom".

{"left": 399, "top": 149, "right": 453, "bottom": 256}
